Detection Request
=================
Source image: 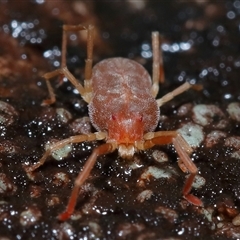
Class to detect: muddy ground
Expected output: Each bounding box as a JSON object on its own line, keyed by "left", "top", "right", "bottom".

{"left": 0, "top": 1, "right": 240, "bottom": 239}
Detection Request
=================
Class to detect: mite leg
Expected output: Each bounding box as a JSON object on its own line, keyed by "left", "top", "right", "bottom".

{"left": 24, "top": 132, "right": 107, "bottom": 173}
{"left": 58, "top": 142, "right": 116, "bottom": 221}
{"left": 156, "top": 82, "right": 191, "bottom": 107}
{"left": 172, "top": 135, "right": 203, "bottom": 206}
{"left": 62, "top": 24, "right": 94, "bottom": 94}
{"left": 151, "top": 31, "right": 164, "bottom": 98}
{"left": 142, "top": 131, "right": 203, "bottom": 206}
{"left": 42, "top": 25, "right": 94, "bottom": 105}
{"left": 156, "top": 82, "right": 202, "bottom": 107}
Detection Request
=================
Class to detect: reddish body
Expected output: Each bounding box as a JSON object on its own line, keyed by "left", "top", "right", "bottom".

{"left": 89, "top": 57, "right": 159, "bottom": 144}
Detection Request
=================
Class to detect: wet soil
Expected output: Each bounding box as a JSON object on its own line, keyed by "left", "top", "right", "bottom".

{"left": 0, "top": 1, "right": 240, "bottom": 239}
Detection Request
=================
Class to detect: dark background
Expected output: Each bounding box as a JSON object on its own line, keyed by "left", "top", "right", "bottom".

{"left": 0, "top": 1, "right": 240, "bottom": 239}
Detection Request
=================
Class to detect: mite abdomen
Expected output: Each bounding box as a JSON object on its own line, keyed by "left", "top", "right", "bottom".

{"left": 88, "top": 57, "right": 160, "bottom": 134}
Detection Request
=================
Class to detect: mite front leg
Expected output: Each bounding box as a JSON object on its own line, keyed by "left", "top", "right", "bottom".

{"left": 142, "top": 131, "right": 203, "bottom": 207}
{"left": 58, "top": 142, "right": 117, "bottom": 221}
{"left": 24, "top": 132, "right": 107, "bottom": 173}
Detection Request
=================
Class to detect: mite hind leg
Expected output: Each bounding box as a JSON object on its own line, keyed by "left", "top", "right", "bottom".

{"left": 42, "top": 25, "right": 94, "bottom": 105}
{"left": 151, "top": 31, "right": 165, "bottom": 97}
{"left": 142, "top": 131, "right": 203, "bottom": 206}
{"left": 62, "top": 25, "right": 94, "bottom": 90}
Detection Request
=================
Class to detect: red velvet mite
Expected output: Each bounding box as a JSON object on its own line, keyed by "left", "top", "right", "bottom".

{"left": 24, "top": 25, "right": 203, "bottom": 221}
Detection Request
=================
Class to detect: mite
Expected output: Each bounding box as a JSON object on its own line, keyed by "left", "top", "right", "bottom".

{"left": 24, "top": 25, "right": 203, "bottom": 221}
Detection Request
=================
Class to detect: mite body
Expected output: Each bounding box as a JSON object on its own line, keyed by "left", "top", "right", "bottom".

{"left": 89, "top": 57, "right": 159, "bottom": 157}
{"left": 25, "top": 25, "right": 203, "bottom": 221}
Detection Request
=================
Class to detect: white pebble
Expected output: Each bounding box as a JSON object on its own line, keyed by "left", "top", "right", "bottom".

{"left": 189, "top": 174, "right": 206, "bottom": 189}
{"left": 152, "top": 150, "right": 168, "bottom": 163}
{"left": 205, "top": 130, "right": 226, "bottom": 148}
{"left": 137, "top": 190, "right": 153, "bottom": 203}
{"left": 177, "top": 122, "right": 204, "bottom": 148}
{"left": 56, "top": 108, "right": 72, "bottom": 123}
{"left": 20, "top": 206, "right": 42, "bottom": 226}
{"left": 192, "top": 104, "right": 227, "bottom": 129}
{"left": 45, "top": 140, "right": 72, "bottom": 161}
{"left": 232, "top": 213, "right": 240, "bottom": 226}
{"left": 227, "top": 102, "right": 240, "bottom": 122}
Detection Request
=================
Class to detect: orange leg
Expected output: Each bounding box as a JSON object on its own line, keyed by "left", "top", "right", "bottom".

{"left": 23, "top": 131, "right": 116, "bottom": 221}
{"left": 58, "top": 142, "right": 116, "bottom": 221}
{"left": 24, "top": 132, "right": 107, "bottom": 173}
{"left": 151, "top": 31, "right": 165, "bottom": 97}
{"left": 62, "top": 24, "right": 94, "bottom": 89}
{"left": 172, "top": 135, "right": 203, "bottom": 206}
{"left": 143, "top": 131, "right": 203, "bottom": 207}
{"left": 42, "top": 25, "right": 94, "bottom": 105}
{"left": 156, "top": 82, "right": 203, "bottom": 107}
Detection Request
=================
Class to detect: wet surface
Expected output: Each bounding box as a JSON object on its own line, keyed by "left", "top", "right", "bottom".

{"left": 0, "top": 0, "right": 240, "bottom": 239}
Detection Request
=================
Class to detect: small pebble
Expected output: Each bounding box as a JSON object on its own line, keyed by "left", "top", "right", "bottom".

{"left": 177, "top": 103, "right": 193, "bottom": 116}
{"left": 155, "top": 206, "right": 178, "bottom": 223}
{"left": 88, "top": 221, "right": 102, "bottom": 238}
{"left": 190, "top": 174, "right": 206, "bottom": 189}
{"left": 230, "top": 150, "right": 240, "bottom": 160}
{"left": 19, "top": 206, "right": 42, "bottom": 227}
{"left": 225, "top": 136, "right": 240, "bottom": 149}
{"left": 46, "top": 194, "right": 60, "bottom": 207}
{"left": 232, "top": 213, "right": 240, "bottom": 226}
{"left": 136, "top": 190, "right": 153, "bottom": 203}
{"left": 199, "top": 207, "right": 214, "bottom": 223}
{"left": 116, "top": 222, "right": 145, "bottom": 238}
{"left": 192, "top": 104, "right": 227, "bottom": 129}
{"left": 137, "top": 166, "right": 174, "bottom": 187}
{"left": 227, "top": 102, "right": 240, "bottom": 122}
{"left": 52, "top": 172, "right": 70, "bottom": 187}
{"left": 0, "top": 141, "right": 19, "bottom": 154}
{"left": 45, "top": 139, "right": 72, "bottom": 161}
{"left": 177, "top": 122, "right": 204, "bottom": 148}
{"left": 0, "top": 173, "right": 17, "bottom": 194}
{"left": 205, "top": 130, "right": 226, "bottom": 148}
{"left": 56, "top": 108, "right": 72, "bottom": 123}
{"left": 0, "top": 101, "right": 18, "bottom": 126}
{"left": 54, "top": 222, "right": 75, "bottom": 240}
{"left": 70, "top": 117, "right": 92, "bottom": 134}
{"left": 152, "top": 150, "right": 168, "bottom": 163}
{"left": 29, "top": 185, "right": 42, "bottom": 198}
{"left": 224, "top": 137, "right": 240, "bottom": 159}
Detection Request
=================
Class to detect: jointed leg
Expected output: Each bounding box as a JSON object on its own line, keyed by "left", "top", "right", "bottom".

{"left": 42, "top": 67, "right": 86, "bottom": 105}
{"left": 62, "top": 25, "right": 94, "bottom": 93}
{"left": 172, "top": 135, "right": 203, "bottom": 206}
{"left": 151, "top": 31, "right": 165, "bottom": 97}
{"left": 24, "top": 132, "right": 107, "bottom": 173}
{"left": 42, "top": 25, "right": 94, "bottom": 105}
{"left": 142, "top": 131, "right": 203, "bottom": 206}
{"left": 58, "top": 142, "right": 116, "bottom": 221}
{"left": 156, "top": 82, "right": 203, "bottom": 107}
{"left": 143, "top": 131, "right": 177, "bottom": 149}
{"left": 156, "top": 82, "right": 191, "bottom": 107}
